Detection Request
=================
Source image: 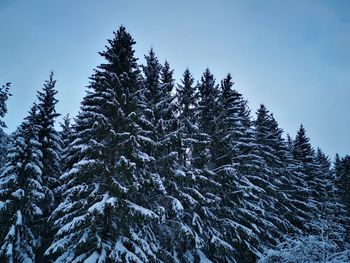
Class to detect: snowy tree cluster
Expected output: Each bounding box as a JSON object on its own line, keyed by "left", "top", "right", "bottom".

{"left": 0, "top": 26, "right": 349, "bottom": 263}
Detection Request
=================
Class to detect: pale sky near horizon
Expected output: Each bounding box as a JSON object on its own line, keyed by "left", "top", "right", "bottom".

{"left": 0, "top": 0, "right": 349, "bottom": 158}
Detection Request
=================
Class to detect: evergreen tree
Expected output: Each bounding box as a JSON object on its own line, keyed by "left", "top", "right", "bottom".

{"left": 314, "top": 149, "right": 346, "bottom": 244}
{"left": 55, "top": 114, "right": 73, "bottom": 205}
{"left": 142, "top": 55, "right": 179, "bottom": 192}
{"left": 293, "top": 125, "right": 315, "bottom": 171}
{"left": 193, "top": 68, "right": 218, "bottom": 169}
{"left": 253, "top": 104, "right": 301, "bottom": 235}
{"left": 142, "top": 48, "right": 161, "bottom": 109}
{"left": 292, "top": 126, "right": 337, "bottom": 234}
{"left": 0, "top": 129, "right": 10, "bottom": 168}
{"left": 176, "top": 68, "right": 197, "bottom": 168}
{"left": 0, "top": 82, "right": 11, "bottom": 129}
{"left": 212, "top": 74, "right": 261, "bottom": 261}
{"left": 335, "top": 155, "right": 350, "bottom": 230}
{"left": 292, "top": 125, "right": 318, "bottom": 208}
{"left": 162, "top": 68, "right": 216, "bottom": 262}
{"left": 0, "top": 25, "right": 346, "bottom": 262}
{"left": 190, "top": 71, "right": 243, "bottom": 262}
{"left": 59, "top": 114, "right": 72, "bottom": 174}
{"left": 46, "top": 26, "right": 162, "bottom": 262}
{"left": 0, "top": 105, "right": 45, "bottom": 263}
{"left": 0, "top": 82, "right": 12, "bottom": 167}
{"left": 36, "top": 72, "right": 61, "bottom": 215}
{"left": 212, "top": 75, "right": 284, "bottom": 261}
{"left": 255, "top": 105, "right": 285, "bottom": 168}
{"left": 33, "top": 73, "right": 62, "bottom": 261}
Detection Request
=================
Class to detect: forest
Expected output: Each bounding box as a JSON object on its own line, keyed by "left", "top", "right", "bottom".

{"left": 0, "top": 26, "right": 349, "bottom": 263}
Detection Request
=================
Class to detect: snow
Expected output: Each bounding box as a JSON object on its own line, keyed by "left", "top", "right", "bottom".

{"left": 111, "top": 239, "right": 144, "bottom": 263}
{"left": 5, "top": 243, "right": 13, "bottom": 262}
{"left": 127, "top": 201, "right": 158, "bottom": 220}
{"left": 180, "top": 192, "right": 198, "bottom": 206}
{"left": 197, "top": 250, "right": 213, "bottom": 263}
{"left": 25, "top": 163, "right": 42, "bottom": 175}
{"left": 6, "top": 225, "right": 16, "bottom": 239}
{"left": 11, "top": 189, "right": 25, "bottom": 199}
{"left": 211, "top": 235, "right": 234, "bottom": 252}
{"left": 56, "top": 214, "right": 89, "bottom": 236}
{"left": 84, "top": 251, "right": 105, "bottom": 263}
{"left": 174, "top": 169, "right": 186, "bottom": 177}
{"left": 88, "top": 193, "right": 117, "bottom": 215}
{"left": 0, "top": 200, "right": 7, "bottom": 211}
{"left": 258, "top": 235, "right": 350, "bottom": 263}
{"left": 171, "top": 197, "right": 184, "bottom": 214}
{"left": 1, "top": 164, "right": 15, "bottom": 176}
{"left": 5, "top": 25, "right": 345, "bottom": 263}
{"left": 31, "top": 204, "right": 43, "bottom": 216}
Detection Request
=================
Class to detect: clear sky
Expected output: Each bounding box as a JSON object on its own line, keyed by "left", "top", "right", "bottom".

{"left": 1, "top": 0, "right": 349, "bottom": 158}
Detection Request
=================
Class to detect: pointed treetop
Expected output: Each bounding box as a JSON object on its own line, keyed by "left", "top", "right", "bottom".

{"left": 201, "top": 68, "right": 215, "bottom": 86}
{"left": 161, "top": 61, "right": 174, "bottom": 85}
{"left": 99, "top": 25, "right": 138, "bottom": 73}
{"left": 221, "top": 73, "right": 234, "bottom": 91}
{"left": 256, "top": 104, "right": 268, "bottom": 117}
{"left": 334, "top": 153, "right": 340, "bottom": 164}
{"left": 293, "top": 124, "right": 314, "bottom": 163}
{"left": 182, "top": 68, "right": 194, "bottom": 85}
{"left": 199, "top": 68, "right": 217, "bottom": 100}
{"left": 60, "top": 114, "right": 71, "bottom": 131}
{"left": 177, "top": 68, "right": 196, "bottom": 119}
{"left": 0, "top": 82, "right": 12, "bottom": 128}
{"left": 143, "top": 48, "right": 161, "bottom": 93}
{"left": 36, "top": 72, "right": 60, "bottom": 123}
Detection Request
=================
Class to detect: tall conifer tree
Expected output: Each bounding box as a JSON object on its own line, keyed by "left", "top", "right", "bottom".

{"left": 0, "top": 105, "right": 45, "bottom": 263}
{"left": 36, "top": 72, "right": 61, "bottom": 215}
{"left": 0, "top": 82, "right": 11, "bottom": 167}
{"left": 46, "top": 26, "right": 162, "bottom": 262}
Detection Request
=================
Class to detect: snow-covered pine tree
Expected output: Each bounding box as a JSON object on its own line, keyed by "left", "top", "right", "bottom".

{"left": 155, "top": 61, "right": 180, "bottom": 179}
{"left": 292, "top": 126, "right": 318, "bottom": 196}
{"left": 0, "top": 82, "right": 11, "bottom": 130}
{"left": 157, "top": 68, "right": 218, "bottom": 262}
{"left": 0, "top": 104, "right": 46, "bottom": 263}
{"left": 286, "top": 134, "right": 294, "bottom": 153}
{"left": 0, "top": 82, "right": 12, "bottom": 167}
{"left": 273, "top": 130, "right": 314, "bottom": 232}
{"left": 59, "top": 114, "right": 72, "bottom": 175}
{"left": 46, "top": 26, "right": 162, "bottom": 262}
{"left": 142, "top": 52, "right": 177, "bottom": 171}
{"left": 334, "top": 155, "right": 350, "bottom": 215}
{"left": 187, "top": 70, "right": 239, "bottom": 262}
{"left": 314, "top": 148, "right": 347, "bottom": 247}
{"left": 293, "top": 125, "right": 315, "bottom": 174}
{"left": 193, "top": 68, "right": 218, "bottom": 169}
{"left": 254, "top": 104, "right": 285, "bottom": 168}
{"left": 253, "top": 104, "right": 328, "bottom": 243}
{"left": 335, "top": 155, "right": 350, "bottom": 214}
{"left": 0, "top": 129, "right": 10, "bottom": 168}
{"left": 314, "top": 148, "right": 334, "bottom": 206}
{"left": 253, "top": 104, "right": 300, "bottom": 234}
{"left": 54, "top": 114, "right": 73, "bottom": 207}
{"left": 292, "top": 125, "right": 339, "bottom": 236}
{"left": 330, "top": 154, "right": 350, "bottom": 243}
{"left": 176, "top": 68, "right": 197, "bottom": 168}
{"left": 141, "top": 50, "right": 212, "bottom": 262}
{"left": 36, "top": 72, "right": 61, "bottom": 215}
{"left": 33, "top": 73, "right": 62, "bottom": 261}
{"left": 212, "top": 74, "right": 283, "bottom": 262}
{"left": 293, "top": 126, "right": 322, "bottom": 217}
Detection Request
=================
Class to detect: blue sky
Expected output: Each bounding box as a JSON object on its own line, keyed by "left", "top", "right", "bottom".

{"left": 1, "top": 0, "right": 349, "bottom": 158}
